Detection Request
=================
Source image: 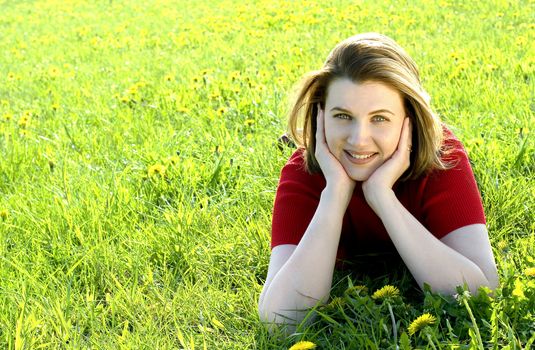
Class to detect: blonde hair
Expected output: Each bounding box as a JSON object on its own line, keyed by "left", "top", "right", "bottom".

{"left": 287, "top": 33, "right": 448, "bottom": 179}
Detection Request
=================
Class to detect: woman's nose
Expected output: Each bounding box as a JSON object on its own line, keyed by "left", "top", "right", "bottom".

{"left": 347, "top": 123, "right": 370, "bottom": 146}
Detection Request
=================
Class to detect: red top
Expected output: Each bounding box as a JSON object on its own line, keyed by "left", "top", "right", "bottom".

{"left": 271, "top": 130, "right": 486, "bottom": 259}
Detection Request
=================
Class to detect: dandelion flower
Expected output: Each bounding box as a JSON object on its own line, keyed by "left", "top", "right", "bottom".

{"left": 372, "top": 285, "right": 400, "bottom": 300}
{"left": 216, "top": 106, "right": 228, "bottom": 116}
{"left": 48, "top": 66, "right": 60, "bottom": 78}
{"left": 18, "top": 115, "right": 29, "bottom": 128}
{"left": 0, "top": 209, "right": 8, "bottom": 220}
{"left": 512, "top": 279, "right": 526, "bottom": 299}
{"left": 244, "top": 119, "right": 255, "bottom": 126}
{"left": 326, "top": 296, "right": 345, "bottom": 309}
{"left": 127, "top": 85, "right": 139, "bottom": 95}
{"left": 166, "top": 155, "right": 180, "bottom": 165}
{"left": 408, "top": 313, "right": 436, "bottom": 335}
{"left": 496, "top": 240, "right": 507, "bottom": 250}
{"left": 289, "top": 340, "right": 316, "bottom": 350}
{"left": 525, "top": 267, "right": 535, "bottom": 277}
{"left": 345, "top": 285, "right": 368, "bottom": 297}
{"left": 148, "top": 164, "right": 165, "bottom": 178}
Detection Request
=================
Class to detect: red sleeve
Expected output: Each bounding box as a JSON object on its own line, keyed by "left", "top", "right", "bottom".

{"left": 271, "top": 150, "right": 325, "bottom": 249}
{"left": 421, "top": 132, "right": 486, "bottom": 239}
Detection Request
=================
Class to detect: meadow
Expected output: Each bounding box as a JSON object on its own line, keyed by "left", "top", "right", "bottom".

{"left": 0, "top": 0, "right": 533, "bottom": 348}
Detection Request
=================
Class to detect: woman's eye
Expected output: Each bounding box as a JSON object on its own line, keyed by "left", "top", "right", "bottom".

{"left": 372, "top": 115, "right": 387, "bottom": 122}
{"left": 334, "top": 113, "right": 351, "bottom": 120}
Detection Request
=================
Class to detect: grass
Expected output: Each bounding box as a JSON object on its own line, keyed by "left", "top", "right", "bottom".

{"left": 0, "top": 0, "right": 533, "bottom": 348}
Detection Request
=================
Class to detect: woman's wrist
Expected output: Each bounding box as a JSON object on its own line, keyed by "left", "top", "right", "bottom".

{"left": 363, "top": 186, "right": 396, "bottom": 215}
{"left": 322, "top": 183, "right": 355, "bottom": 210}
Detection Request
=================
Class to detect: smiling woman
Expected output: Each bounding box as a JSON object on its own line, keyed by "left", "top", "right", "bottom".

{"left": 257, "top": 33, "right": 499, "bottom": 333}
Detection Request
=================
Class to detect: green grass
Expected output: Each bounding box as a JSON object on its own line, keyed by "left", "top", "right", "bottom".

{"left": 0, "top": 0, "right": 533, "bottom": 348}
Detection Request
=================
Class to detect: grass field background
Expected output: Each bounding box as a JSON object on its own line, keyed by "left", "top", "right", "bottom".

{"left": 0, "top": 0, "right": 533, "bottom": 348}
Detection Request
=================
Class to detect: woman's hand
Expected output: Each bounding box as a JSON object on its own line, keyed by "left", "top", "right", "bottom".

{"left": 363, "top": 117, "right": 412, "bottom": 208}
{"left": 315, "top": 106, "right": 356, "bottom": 202}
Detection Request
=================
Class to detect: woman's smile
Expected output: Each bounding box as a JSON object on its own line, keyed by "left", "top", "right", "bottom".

{"left": 344, "top": 150, "right": 378, "bottom": 163}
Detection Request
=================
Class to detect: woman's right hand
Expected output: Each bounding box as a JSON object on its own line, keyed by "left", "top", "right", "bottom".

{"left": 315, "top": 105, "right": 356, "bottom": 203}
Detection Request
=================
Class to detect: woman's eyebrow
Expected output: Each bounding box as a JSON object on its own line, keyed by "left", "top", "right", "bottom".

{"left": 368, "top": 108, "right": 395, "bottom": 116}
{"left": 330, "top": 107, "right": 395, "bottom": 116}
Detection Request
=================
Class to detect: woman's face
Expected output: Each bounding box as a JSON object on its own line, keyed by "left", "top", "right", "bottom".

{"left": 323, "top": 79, "right": 406, "bottom": 181}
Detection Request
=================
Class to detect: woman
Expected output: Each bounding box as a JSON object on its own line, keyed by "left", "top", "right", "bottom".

{"left": 258, "top": 33, "right": 499, "bottom": 331}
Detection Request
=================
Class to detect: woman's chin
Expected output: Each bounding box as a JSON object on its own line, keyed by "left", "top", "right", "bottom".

{"left": 345, "top": 169, "right": 373, "bottom": 182}
{"left": 341, "top": 162, "right": 378, "bottom": 182}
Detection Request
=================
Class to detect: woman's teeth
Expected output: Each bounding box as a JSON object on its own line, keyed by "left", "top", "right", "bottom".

{"left": 348, "top": 152, "right": 374, "bottom": 159}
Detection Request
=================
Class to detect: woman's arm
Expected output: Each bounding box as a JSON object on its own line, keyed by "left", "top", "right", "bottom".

{"left": 258, "top": 185, "right": 350, "bottom": 331}
{"left": 258, "top": 108, "right": 355, "bottom": 330}
{"left": 366, "top": 189, "right": 498, "bottom": 293}
{"left": 363, "top": 118, "right": 498, "bottom": 293}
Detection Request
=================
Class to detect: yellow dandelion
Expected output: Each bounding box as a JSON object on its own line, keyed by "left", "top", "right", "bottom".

{"left": 48, "top": 66, "right": 60, "bottom": 78}
{"left": 166, "top": 155, "right": 180, "bottom": 165}
{"left": 372, "top": 285, "right": 400, "bottom": 300}
{"left": 244, "top": 119, "right": 254, "bottom": 126}
{"left": 18, "top": 115, "right": 29, "bottom": 128}
{"left": 177, "top": 106, "right": 190, "bottom": 113}
{"left": 327, "top": 296, "right": 345, "bottom": 309}
{"left": 408, "top": 313, "right": 436, "bottom": 336}
{"left": 515, "top": 36, "right": 527, "bottom": 46}
{"left": 525, "top": 267, "right": 535, "bottom": 277}
{"left": 127, "top": 85, "right": 139, "bottom": 95}
{"left": 135, "top": 81, "right": 147, "bottom": 89}
{"left": 7, "top": 72, "right": 16, "bottom": 80}
{"left": 164, "top": 74, "right": 174, "bottom": 82}
{"left": 216, "top": 106, "right": 228, "bottom": 116}
{"left": 345, "top": 285, "right": 368, "bottom": 297}
{"left": 512, "top": 279, "right": 526, "bottom": 299}
{"left": 229, "top": 71, "right": 241, "bottom": 81}
{"left": 496, "top": 240, "right": 508, "bottom": 250}
{"left": 0, "top": 209, "right": 8, "bottom": 220}
{"left": 3, "top": 113, "right": 13, "bottom": 121}
{"left": 148, "top": 164, "right": 165, "bottom": 178}
{"left": 448, "top": 51, "right": 459, "bottom": 60}
{"left": 289, "top": 340, "right": 316, "bottom": 350}
{"left": 51, "top": 102, "right": 60, "bottom": 111}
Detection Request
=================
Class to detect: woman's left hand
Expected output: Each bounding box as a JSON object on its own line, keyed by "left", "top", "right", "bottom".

{"left": 363, "top": 117, "right": 412, "bottom": 205}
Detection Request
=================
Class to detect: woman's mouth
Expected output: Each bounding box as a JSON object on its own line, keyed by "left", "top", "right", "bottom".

{"left": 344, "top": 150, "right": 378, "bottom": 164}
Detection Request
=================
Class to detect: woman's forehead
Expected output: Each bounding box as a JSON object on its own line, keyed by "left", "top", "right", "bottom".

{"left": 325, "top": 79, "right": 404, "bottom": 115}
